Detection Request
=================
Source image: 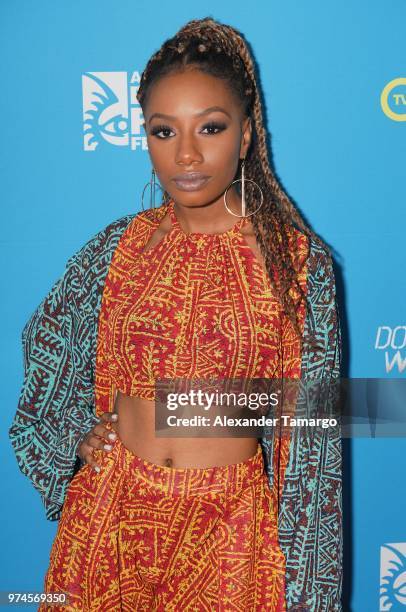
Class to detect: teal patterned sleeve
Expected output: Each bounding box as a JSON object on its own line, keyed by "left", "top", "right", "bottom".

{"left": 261, "top": 238, "right": 343, "bottom": 611}
{"left": 9, "top": 213, "right": 136, "bottom": 521}
{"left": 281, "top": 241, "right": 343, "bottom": 611}
{"left": 9, "top": 252, "right": 100, "bottom": 521}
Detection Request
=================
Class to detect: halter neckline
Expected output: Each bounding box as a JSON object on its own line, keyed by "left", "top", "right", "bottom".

{"left": 167, "top": 199, "right": 247, "bottom": 238}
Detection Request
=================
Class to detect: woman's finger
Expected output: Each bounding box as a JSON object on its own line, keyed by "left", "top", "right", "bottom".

{"left": 78, "top": 442, "right": 100, "bottom": 472}
{"left": 92, "top": 422, "right": 118, "bottom": 444}
{"left": 86, "top": 432, "right": 113, "bottom": 452}
{"left": 100, "top": 412, "right": 119, "bottom": 425}
{"left": 77, "top": 412, "right": 119, "bottom": 472}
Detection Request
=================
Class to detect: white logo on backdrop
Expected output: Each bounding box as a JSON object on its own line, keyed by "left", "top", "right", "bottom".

{"left": 375, "top": 326, "right": 406, "bottom": 374}
{"left": 380, "top": 542, "right": 406, "bottom": 610}
{"left": 82, "top": 72, "right": 147, "bottom": 151}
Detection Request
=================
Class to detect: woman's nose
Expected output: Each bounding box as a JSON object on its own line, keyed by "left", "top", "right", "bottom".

{"left": 175, "top": 135, "right": 204, "bottom": 165}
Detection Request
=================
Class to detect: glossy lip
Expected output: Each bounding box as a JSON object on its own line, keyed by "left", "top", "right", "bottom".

{"left": 172, "top": 172, "right": 210, "bottom": 181}
{"left": 172, "top": 173, "right": 211, "bottom": 192}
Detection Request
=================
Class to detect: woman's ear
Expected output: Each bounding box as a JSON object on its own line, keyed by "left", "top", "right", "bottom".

{"left": 240, "top": 116, "right": 252, "bottom": 158}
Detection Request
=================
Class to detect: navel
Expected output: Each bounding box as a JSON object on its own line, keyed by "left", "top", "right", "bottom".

{"left": 164, "top": 457, "right": 173, "bottom": 467}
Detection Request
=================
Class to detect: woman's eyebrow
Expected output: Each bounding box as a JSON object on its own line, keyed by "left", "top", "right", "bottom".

{"left": 148, "top": 106, "right": 232, "bottom": 123}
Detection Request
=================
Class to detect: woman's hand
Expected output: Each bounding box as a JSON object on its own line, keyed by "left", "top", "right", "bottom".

{"left": 77, "top": 412, "right": 119, "bottom": 472}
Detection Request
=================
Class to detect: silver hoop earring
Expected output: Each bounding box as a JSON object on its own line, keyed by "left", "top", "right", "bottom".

{"left": 141, "top": 168, "right": 170, "bottom": 218}
{"left": 223, "top": 159, "right": 264, "bottom": 218}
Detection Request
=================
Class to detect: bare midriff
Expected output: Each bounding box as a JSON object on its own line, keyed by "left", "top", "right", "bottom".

{"left": 110, "top": 391, "right": 259, "bottom": 469}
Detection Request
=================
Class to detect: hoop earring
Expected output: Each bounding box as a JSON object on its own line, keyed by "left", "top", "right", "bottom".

{"left": 223, "top": 158, "right": 264, "bottom": 218}
{"left": 141, "top": 167, "right": 170, "bottom": 218}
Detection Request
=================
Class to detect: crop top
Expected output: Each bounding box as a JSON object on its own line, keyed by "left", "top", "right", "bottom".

{"left": 94, "top": 199, "right": 305, "bottom": 416}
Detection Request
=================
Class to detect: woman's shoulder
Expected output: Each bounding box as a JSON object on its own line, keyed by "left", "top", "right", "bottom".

{"left": 68, "top": 208, "right": 158, "bottom": 274}
{"left": 286, "top": 222, "right": 333, "bottom": 278}
{"left": 71, "top": 212, "right": 135, "bottom": 268}
{"left": 71, "top": 206, "right": 164, "bottom": 268}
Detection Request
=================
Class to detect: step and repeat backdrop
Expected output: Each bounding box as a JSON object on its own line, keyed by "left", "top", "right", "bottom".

{"left": 1, "top": 1, "right": 405, "bottom": 610}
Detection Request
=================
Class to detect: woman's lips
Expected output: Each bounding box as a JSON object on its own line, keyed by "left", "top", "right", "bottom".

{"left": 172, "top": 175, "right": 210, "bottom": 192}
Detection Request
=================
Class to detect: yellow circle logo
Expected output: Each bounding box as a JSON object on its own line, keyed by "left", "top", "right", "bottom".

{"left": 381, "top": 78, "right": 406, "bottom": 121}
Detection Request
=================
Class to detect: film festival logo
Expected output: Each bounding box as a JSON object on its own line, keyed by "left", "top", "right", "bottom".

{"left": 380, "top": 78, "right": 406, "bottom": 121}
{"left": 375, "top": 326, "right": 406, "bottom": 374}
{"left": 82, "top": 72, "right": 147, "bottom": 151}
{"left": 380, "top": 542, "right": 406, "bottom": 610}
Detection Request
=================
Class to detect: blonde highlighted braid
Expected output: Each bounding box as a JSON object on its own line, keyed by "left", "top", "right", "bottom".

{"left": 137, "top": 16, "right": 331, "bottom": 345}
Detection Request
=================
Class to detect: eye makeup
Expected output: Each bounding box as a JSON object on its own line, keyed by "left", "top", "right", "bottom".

{"left": 150, "top": 121, "right": 228, "bottom": 139}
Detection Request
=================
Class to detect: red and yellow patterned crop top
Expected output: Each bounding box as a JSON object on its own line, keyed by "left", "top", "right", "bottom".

{"left": 94, "top": 199, "right": 307, "bottom": 416}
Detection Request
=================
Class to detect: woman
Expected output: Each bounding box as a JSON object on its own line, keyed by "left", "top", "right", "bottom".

{"left": 9, "top": 16, "right": 342, "bottom": 611}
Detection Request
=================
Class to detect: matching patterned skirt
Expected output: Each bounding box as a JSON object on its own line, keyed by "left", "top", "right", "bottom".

{"left": 40, "top": 438, "right": 286, "bottom": 611}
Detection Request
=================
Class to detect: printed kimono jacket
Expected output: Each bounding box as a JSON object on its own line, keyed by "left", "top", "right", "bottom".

{"left": 9, "top": 208, "right": 342, "bottom": 611}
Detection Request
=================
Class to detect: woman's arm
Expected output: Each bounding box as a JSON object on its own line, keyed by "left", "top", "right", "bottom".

{"left": 8, "top": 212, "right": 136, "bottom": 521}
{"left": 260, "top": 236, "right": 343, "bottom": 611}
{"left": 9, "top": 251, "right": 99, "bottom": 521}
{"left": 280, "top": 240, "right": 343, "bottom": 612}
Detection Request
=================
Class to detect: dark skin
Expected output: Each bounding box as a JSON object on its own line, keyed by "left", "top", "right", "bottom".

{"left": 78, "top": 68, "right": 268, "bottom": 471}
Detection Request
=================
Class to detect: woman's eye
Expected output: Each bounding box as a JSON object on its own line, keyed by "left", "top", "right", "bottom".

{"left": 201, "top": 122, "right": 227, "bottom": 135}
{"left": 150, "top": 122, "right": 227, "bottom": 139}
{"left": 150, "top": 125, "right": 174, "bottom": 139}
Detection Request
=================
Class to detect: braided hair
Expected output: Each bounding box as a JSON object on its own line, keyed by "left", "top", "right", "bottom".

{"left": 137, "top": 16, "right": 330, "bottom": 346}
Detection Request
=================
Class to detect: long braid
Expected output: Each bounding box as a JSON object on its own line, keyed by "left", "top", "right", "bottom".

{"left": 137, "top": 16, "right": 330, "bottom": 347}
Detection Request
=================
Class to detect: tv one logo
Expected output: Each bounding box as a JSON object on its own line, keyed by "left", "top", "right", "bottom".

{"left": 375, "top": 326, "right": 406, "bottom": 374}
{"left": 380, "top": 77, "right": 406, "bottom": 121}
{"left": 82, "top": 71, "right": 147, "bottom": 151}
{"left": 380, "top": 542, "right": 406, "bottom": 610}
